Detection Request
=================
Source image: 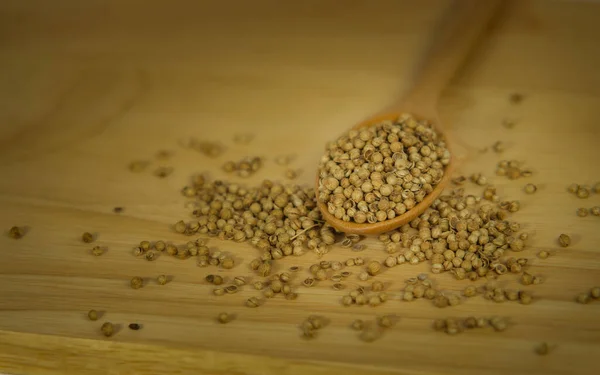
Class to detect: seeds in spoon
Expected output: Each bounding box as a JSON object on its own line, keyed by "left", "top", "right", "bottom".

{"left": 317, "top": 113, "right": 450, "bottom": 223}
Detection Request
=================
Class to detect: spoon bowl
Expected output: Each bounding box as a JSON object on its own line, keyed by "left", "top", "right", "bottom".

{"left": 316, "top": 111, "right": 454, "bottom": 235}
{"left": 315, "top": 0, "right": 499, "bottom": 235}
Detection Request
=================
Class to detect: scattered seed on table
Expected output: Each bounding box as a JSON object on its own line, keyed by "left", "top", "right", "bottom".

{"left": 154, "top": 166, "right": 174, "bottom": 178}
{"left": 537, "top": 251, "right": 550, "bottom": 259}
{"left": 145, "top": 251, "right": 156, "bottom": 261}
{"left": 535, "top": 342, "right": 550, "bottom": 355}
{"left": 351, "top": 319, "right": 364, "bottom": 330}
{"left": 157, "top": 274, "right": 168, "bottom": 285}
{"left": 128, "top": 323, "right": 141, "bottom": 331}
{"left": 217, "top": 312, "right": 232, "bottom": 324}
{"left": 205, "top": 274, "right": 224, "bottom": 285}
{"left": 128, "top": 160, "right": 149, "bottom": 172}
{"left": 130, "top": 276, "right": 143, "bottom": 289}
{"left": 101, "top": 322, "right": 114, "bottom": 337}
{"left": 377, "top": 315, "right": 396, "bottom": 328}
{"left": 575, "top": 293, "right": 591, "bottom": 304}
{"left": 591, "top": 206, "right": 600, "bottom": 216}
{"left": 113, "top": 207, "right": 124, "bottom": 214}
{"left": 246, "top": 297, "right": 261, "bottom": 308}
{"left": 591, "top": 287, "right": 600, "bottom": 299}
{"left": 558, "top": 234, "right": 571, "bottom": 247}
{"left": 82, "top": 232, "right": 94, "bottom": 243}
{"left": 576, "top": 186, "right": 590, "bottom": 199}
{"left": 220, "top": 257, "right": 235, "bottom": 269}
{"left": 576, "top": 208, "right": 589, "bottom": 217}
{"left": 524, "top": 184, "right": 537, "bottom": 194}
{"left": 91, "top": 246, "right": 105, "bottom": 256}
{"left": 8, "top": 226, "right": 25, "bottom": 239}
{"left": 87, "top": 310, "right": 98, "bottom": 321}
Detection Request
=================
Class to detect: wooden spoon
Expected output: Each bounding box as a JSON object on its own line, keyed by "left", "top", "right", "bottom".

{"left": 316, "top": 0, "right": 501, "bottom": 235}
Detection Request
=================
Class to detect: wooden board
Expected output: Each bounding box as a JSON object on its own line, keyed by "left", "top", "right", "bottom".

{"left": 1, "top": 1, "right": 600, "bottom": 374}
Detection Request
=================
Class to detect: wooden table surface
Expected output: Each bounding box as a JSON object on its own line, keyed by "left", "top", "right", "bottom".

{"left": 1, "top": 1, "right": 600, "bottom": 374}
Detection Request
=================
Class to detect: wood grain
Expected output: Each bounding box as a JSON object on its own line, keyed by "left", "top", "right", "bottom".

{"left": 1, "top": 1, "right": 600, "bottom": 374}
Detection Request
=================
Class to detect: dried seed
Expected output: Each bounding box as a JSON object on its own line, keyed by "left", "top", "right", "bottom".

{"left": 233, "top": 276, "right": 246, "bottom": 286}
{"left": 537, "top": 251, "right": 549, "bottom": 259}
{"left": 489, "top": 317, "right": 508, "bottom": 332}
{"left": 220, "top": 257, "right": 235, "bottom": 269}
{"left": 145, "top": 251, "right": 156, "bottom": 261}
{"left": 8, "top": 226, "right": 25, "bottom": 239}
{"left": 154, "top": 166, "right": 174, "bottom": 178}
{"left": 92, "top": 246, "right": 105, "bottom": 256}
{"left": 225, "top": 285, "right": 239, "bottom": 294}
{"left": 217, "top": 312, "right": 232, "bottom": 324}
{"left": 128, "top": 323, "right": 141, "bottom": 331}
{"left": 535, "top": 342, "right": 550, "bottom": 356}
{"left": 82, "top": 232, "right": 94, "bottom": 243}
{"left": 591, "top": 287, "right": 600, "bottom": 299}
{"left": 377, "top": 315, "right": 396, "bottom": 328}
{"left": 113, "top": 206, "right": 124, "bottom": 213}
{"left": 157, "top": 274, "right": 168, "bottom": 285}
{"left": 130, "top": 276, "right": 143, "bottom": 289}
{"left": 524, "top": 184, "right": 537, "bottom": 194}
{"left": 303, "top": 278, "right": 315, "bottom": 287}
{"left": 332, "top": 283, "right": 345, "bottom": 291}
{"left": 246, "top": 297, "right": 261, "bottom": 308}
{"left": 519, "top": 291, "right": 533, "bottom": 305}
{"left": 591, "top": 206, "right": 600, "bottom": 216}
{"left": 101, "top": 322, "right": 115, "bottom": 337}
{"left": 128, "top": 160, "right": 149, "bottom": 172}
{"left": 558, "top": 234, "right": 571, "bottom": 247}
{"left": 351, "top": 319, "right": 364, "bottom": 330}
{"left": 213, "top": 288, "right": 225, "bottom": 296}
{"left": 87, "top": 310, "right": 98, "bottom": 321}
{"left": 576, "top": 293, "right": 591, "bottom": 304}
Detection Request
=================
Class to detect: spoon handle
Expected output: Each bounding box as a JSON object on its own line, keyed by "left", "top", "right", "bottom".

{"left": 401, "top": 0, "right": 501, "bottom": 117}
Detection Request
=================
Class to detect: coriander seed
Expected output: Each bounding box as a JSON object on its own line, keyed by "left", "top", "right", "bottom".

{"left": 101, "top": 322, "right": 115, "bottom": 337}
{"left": 220, "top": 257, "right": 235, "bottom": 269}
{"left": 377, "top": 315, "right": 396, "bottom": 328}
{"left": 519, "top": 291, "right": 533, "bottom": 305}
{"left": 233, "top": 276, "right": 246, "bottom": 286}
{"left": 576, "top": 186, "right": 590, "bottom": 199}
{"left": 590, "top": 206, "right": 600, "bottom": 216}
{"left": 87, "top": 309, "right": 98, "bottom": 321}
{"left": 217, "top": 312, "right": 232, "bottom": 324}
{"left": 537, "top": 251, "right": 550, "bottom": 259}
{"left": 8, "top": 226, "right": 25, "bottom": 239}
{"left": 154, "top": 240, "right": 166, "bottom": 252}
{"left": 157, "top": 274, "right": 168, "bottom": 285}
{"left": 246, "top": 297, "right": 261, "bottom": 308}
{"left": 591, "top": 287, "right": 600, "bottom": 299}
{"left": 91, "top": 246, "right": 105, "bottom": 256}
{"left": 576, "top": 293, "right": 591, "bottom": 304}
{"left": 576, "top": 207, "right": 589, "bottom": 217}
{"left": 130, "top": 276, "right": 143, "bottom": 289}
{"left": 366, "top": 261, "right": 381, "bottom": 276}
{"left": 128, "top": 323, "right": 141, "bottom": 330}
{"left": 558, "top": 234, "right": 571, "bottom": 247}
{"left": 303, "top": 278, "right": 315, "bottom": 287}
{"left": 535, "top": 342, "right": 550, "bottom": 356}
{"left": 524, "top": 184, "right": 537, "bottom": 194}
{"left": 145, "top": 251, "right": 156, "bottom": 261}
{"left": 213, "top": 288, "right": 225, "bottom": 296}
{"left": 489, "top": 317, "right": 508, "bottom": 332}
{"left": 351, "top": 319, "right": 364, "bottom": 330}
{"left": 82, "top": 232, "right": 94, "bottom": 243}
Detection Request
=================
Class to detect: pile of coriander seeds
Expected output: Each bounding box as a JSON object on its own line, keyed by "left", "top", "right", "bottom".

{"left": 174, "top": 175, "right": 337, "bottom": 277}
{"left": 317, "top": 113, "right": 450, "bottom": 223}
{"left": 377, "top": 186, "right": 528, "bottom": 281}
